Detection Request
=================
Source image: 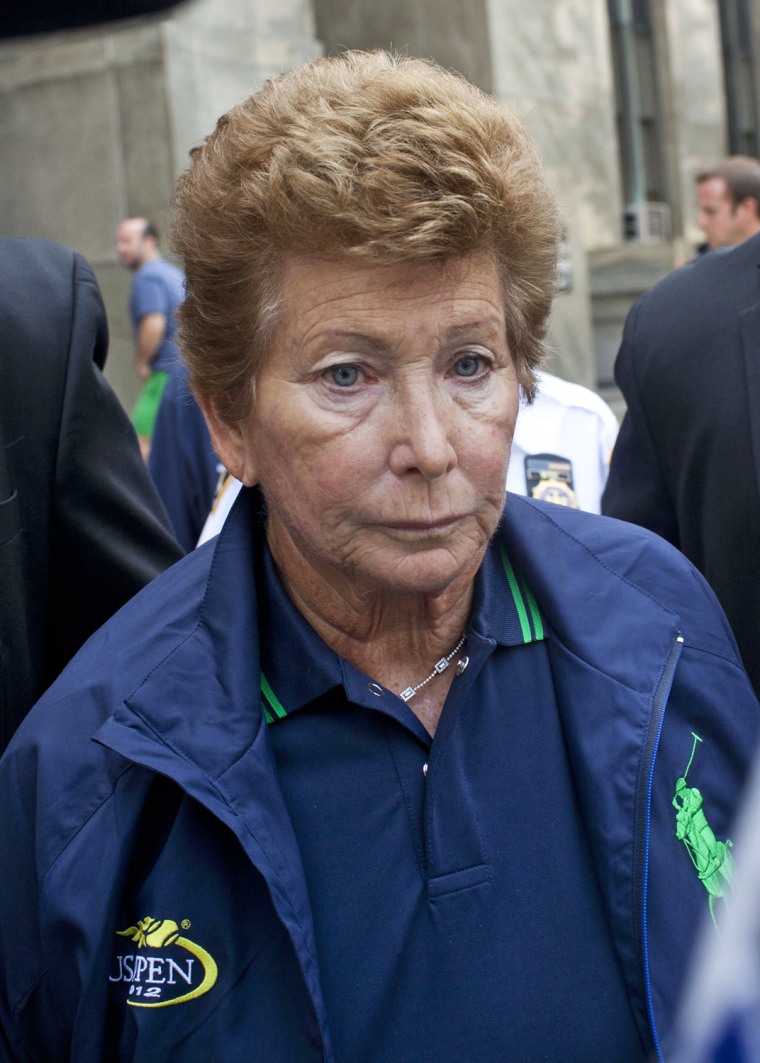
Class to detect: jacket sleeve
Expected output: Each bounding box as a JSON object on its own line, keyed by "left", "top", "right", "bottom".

{"left": 601, "top": 296, "right": 680, "bottom": 547}
{"left": 45, "top": 252, "right": 184, "bottom": 686}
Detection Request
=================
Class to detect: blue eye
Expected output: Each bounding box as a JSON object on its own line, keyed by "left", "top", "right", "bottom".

{"left": 330, "top": 365, "right": 360, "bottom": 387}
{"left": 453, "top": 354, "right": 482, "bottom": 378}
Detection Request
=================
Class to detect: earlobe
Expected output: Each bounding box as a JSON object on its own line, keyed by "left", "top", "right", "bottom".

{"left": 197, "top": 396, "right": 258, "bottom": 486}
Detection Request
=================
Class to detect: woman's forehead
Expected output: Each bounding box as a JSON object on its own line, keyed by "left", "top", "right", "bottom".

{"left": 276, "top": 251, "right": 502, "bottom": 310}
{"left": 267, "top": 252, "right": 506, "bottom": 354}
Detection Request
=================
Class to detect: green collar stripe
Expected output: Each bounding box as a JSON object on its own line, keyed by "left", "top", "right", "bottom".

{"left": 260, "top": 672, "right": 287, "bottom": 722}
{"left": 260, "top": 546, "right": 542, "bottom": 726}
{"left": 524, "top": 582, "right": 544, "bottom": 641}
{"left": 498, "top": 541, "right": 543, "bottom": 643}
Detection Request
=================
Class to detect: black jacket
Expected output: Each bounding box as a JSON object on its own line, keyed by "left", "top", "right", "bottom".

{"left": 0, "top": 236, "right": 183, "bottom": 752}
{"left": 603, "top": 234, "right": 760, "bottom": 695}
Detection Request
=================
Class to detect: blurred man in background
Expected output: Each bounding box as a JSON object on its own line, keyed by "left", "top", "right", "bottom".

{"left": 116, "top": 217, "right": 185, "bottom": 460}
{"left": 695, "top": 156, "right": 760, "bottom": 252}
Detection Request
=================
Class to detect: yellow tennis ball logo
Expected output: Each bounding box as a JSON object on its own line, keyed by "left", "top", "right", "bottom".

{"left": 111, "top": 915, "right": 218, "bottom": 1007}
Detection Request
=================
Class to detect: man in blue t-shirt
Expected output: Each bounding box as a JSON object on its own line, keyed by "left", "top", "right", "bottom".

{"left": 116, "top": 217, "right": 185, "bottom": 460}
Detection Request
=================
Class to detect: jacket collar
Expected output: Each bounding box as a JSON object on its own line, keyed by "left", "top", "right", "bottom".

{"left": 258, "top": 499, "right": 546, "bottom": 725}
{"left": 501, "top": 494, "right": 681, "bottom": 688}
{"left": 91, "top": 486, "right": 693, "bottom": 799}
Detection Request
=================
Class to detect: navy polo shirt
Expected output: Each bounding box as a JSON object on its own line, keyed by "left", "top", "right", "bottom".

{"left": 258, "top": 536, "right": 646, "bottom": 1062}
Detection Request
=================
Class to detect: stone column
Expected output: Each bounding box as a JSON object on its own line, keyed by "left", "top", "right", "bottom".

{"left": 663, "top": 0, "right": 727, "bottom": 250}
{"left": 484, "top": 0, "right": 620, "bottom": 388}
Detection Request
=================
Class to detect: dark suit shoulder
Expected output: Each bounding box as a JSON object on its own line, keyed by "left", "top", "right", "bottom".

{"left": 0, "top": 237, "right": 103, "bottom": 380}
{"left": 634, "top": 234, "right": 760, "bottom": 323}
{"left": 616, "top": 235, "right": 760, "bottom": 392}
{"left": 0, "top": 236, "right": 77, "bottom": 312}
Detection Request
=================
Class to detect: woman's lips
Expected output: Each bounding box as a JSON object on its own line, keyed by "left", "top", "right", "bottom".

{"left": 379, "top": 515, "right": 464, "bottom": 533}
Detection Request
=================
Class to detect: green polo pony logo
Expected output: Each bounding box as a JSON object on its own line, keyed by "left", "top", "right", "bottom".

{"left": 673, "top": 732, "right": 733, "bottom": 929}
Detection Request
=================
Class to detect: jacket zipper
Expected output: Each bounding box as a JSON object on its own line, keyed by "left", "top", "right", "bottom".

{"left": 638, "top": 632, "right": 684, "bottom": 1063}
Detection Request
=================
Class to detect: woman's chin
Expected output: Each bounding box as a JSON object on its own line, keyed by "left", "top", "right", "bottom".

{"left": 347, "top": 545, "right": 486, "bottom": 600}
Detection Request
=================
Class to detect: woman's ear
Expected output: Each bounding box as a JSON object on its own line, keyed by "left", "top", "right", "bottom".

{"left": 197, "top": 396, "right": 259, "bottom": 486}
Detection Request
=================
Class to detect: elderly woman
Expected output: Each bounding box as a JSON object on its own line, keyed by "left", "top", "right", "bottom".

{"left": 0, "top": 51, "right": 757, "bottom": 1063}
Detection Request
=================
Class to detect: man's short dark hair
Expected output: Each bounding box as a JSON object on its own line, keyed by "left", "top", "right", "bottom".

{"left": 143, "top": 221, "right": 160, "bottom": 243}
{"left": 696, "top": 156, "right": 760, "bottom": 211}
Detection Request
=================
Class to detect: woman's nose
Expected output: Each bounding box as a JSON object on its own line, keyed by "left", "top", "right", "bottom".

{"left": 388, "top": 386, "right": 457, "bottom": 480}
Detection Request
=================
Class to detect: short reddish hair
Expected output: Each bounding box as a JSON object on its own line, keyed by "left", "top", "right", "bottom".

{"left": 172, "top": 50, "right": 559, "bottom": 423}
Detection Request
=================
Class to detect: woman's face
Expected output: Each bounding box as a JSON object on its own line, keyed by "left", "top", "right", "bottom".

{"left": 212, "top": 251, "right": 519, "bottom": 599}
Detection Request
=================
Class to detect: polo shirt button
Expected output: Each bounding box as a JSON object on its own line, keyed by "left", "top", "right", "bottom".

{"left": 368, "top": 682, "right": 385, "bottom": 697}
{"left": 423, "top": 763, "right": 428, "bottom": 777}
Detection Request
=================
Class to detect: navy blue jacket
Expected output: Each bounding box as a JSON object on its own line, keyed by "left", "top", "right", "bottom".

{"left": 148, "top": 362, "right": 221, "bottom": 552}
{"left": 0, "top": 491, "right": 757, "bottom": 1062}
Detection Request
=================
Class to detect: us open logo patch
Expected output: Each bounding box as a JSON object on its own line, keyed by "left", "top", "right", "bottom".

{"left": 109, "top": 916, "right": 218, "bottom": 1007}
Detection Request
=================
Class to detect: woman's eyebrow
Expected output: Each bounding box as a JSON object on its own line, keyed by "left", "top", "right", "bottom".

{"left": 314, "top": 330, "right": 394, "bottom": 354}
{"left": 444, "top": 317, "right": 504, "bottom": 341}
{"left": 311, "top": 317, "right": 503, "bottom": 353}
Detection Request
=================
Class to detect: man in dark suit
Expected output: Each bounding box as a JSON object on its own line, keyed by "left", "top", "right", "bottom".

{"left": 0, "top": 236, "right": 183, "bottom": 752}
{"left": 602, "top": 231, "right": 760, "bottom": 696}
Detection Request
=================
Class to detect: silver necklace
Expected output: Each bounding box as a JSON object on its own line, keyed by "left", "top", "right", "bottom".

{"left": 399, "top": 633, "right": 467, "bottom": 702}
